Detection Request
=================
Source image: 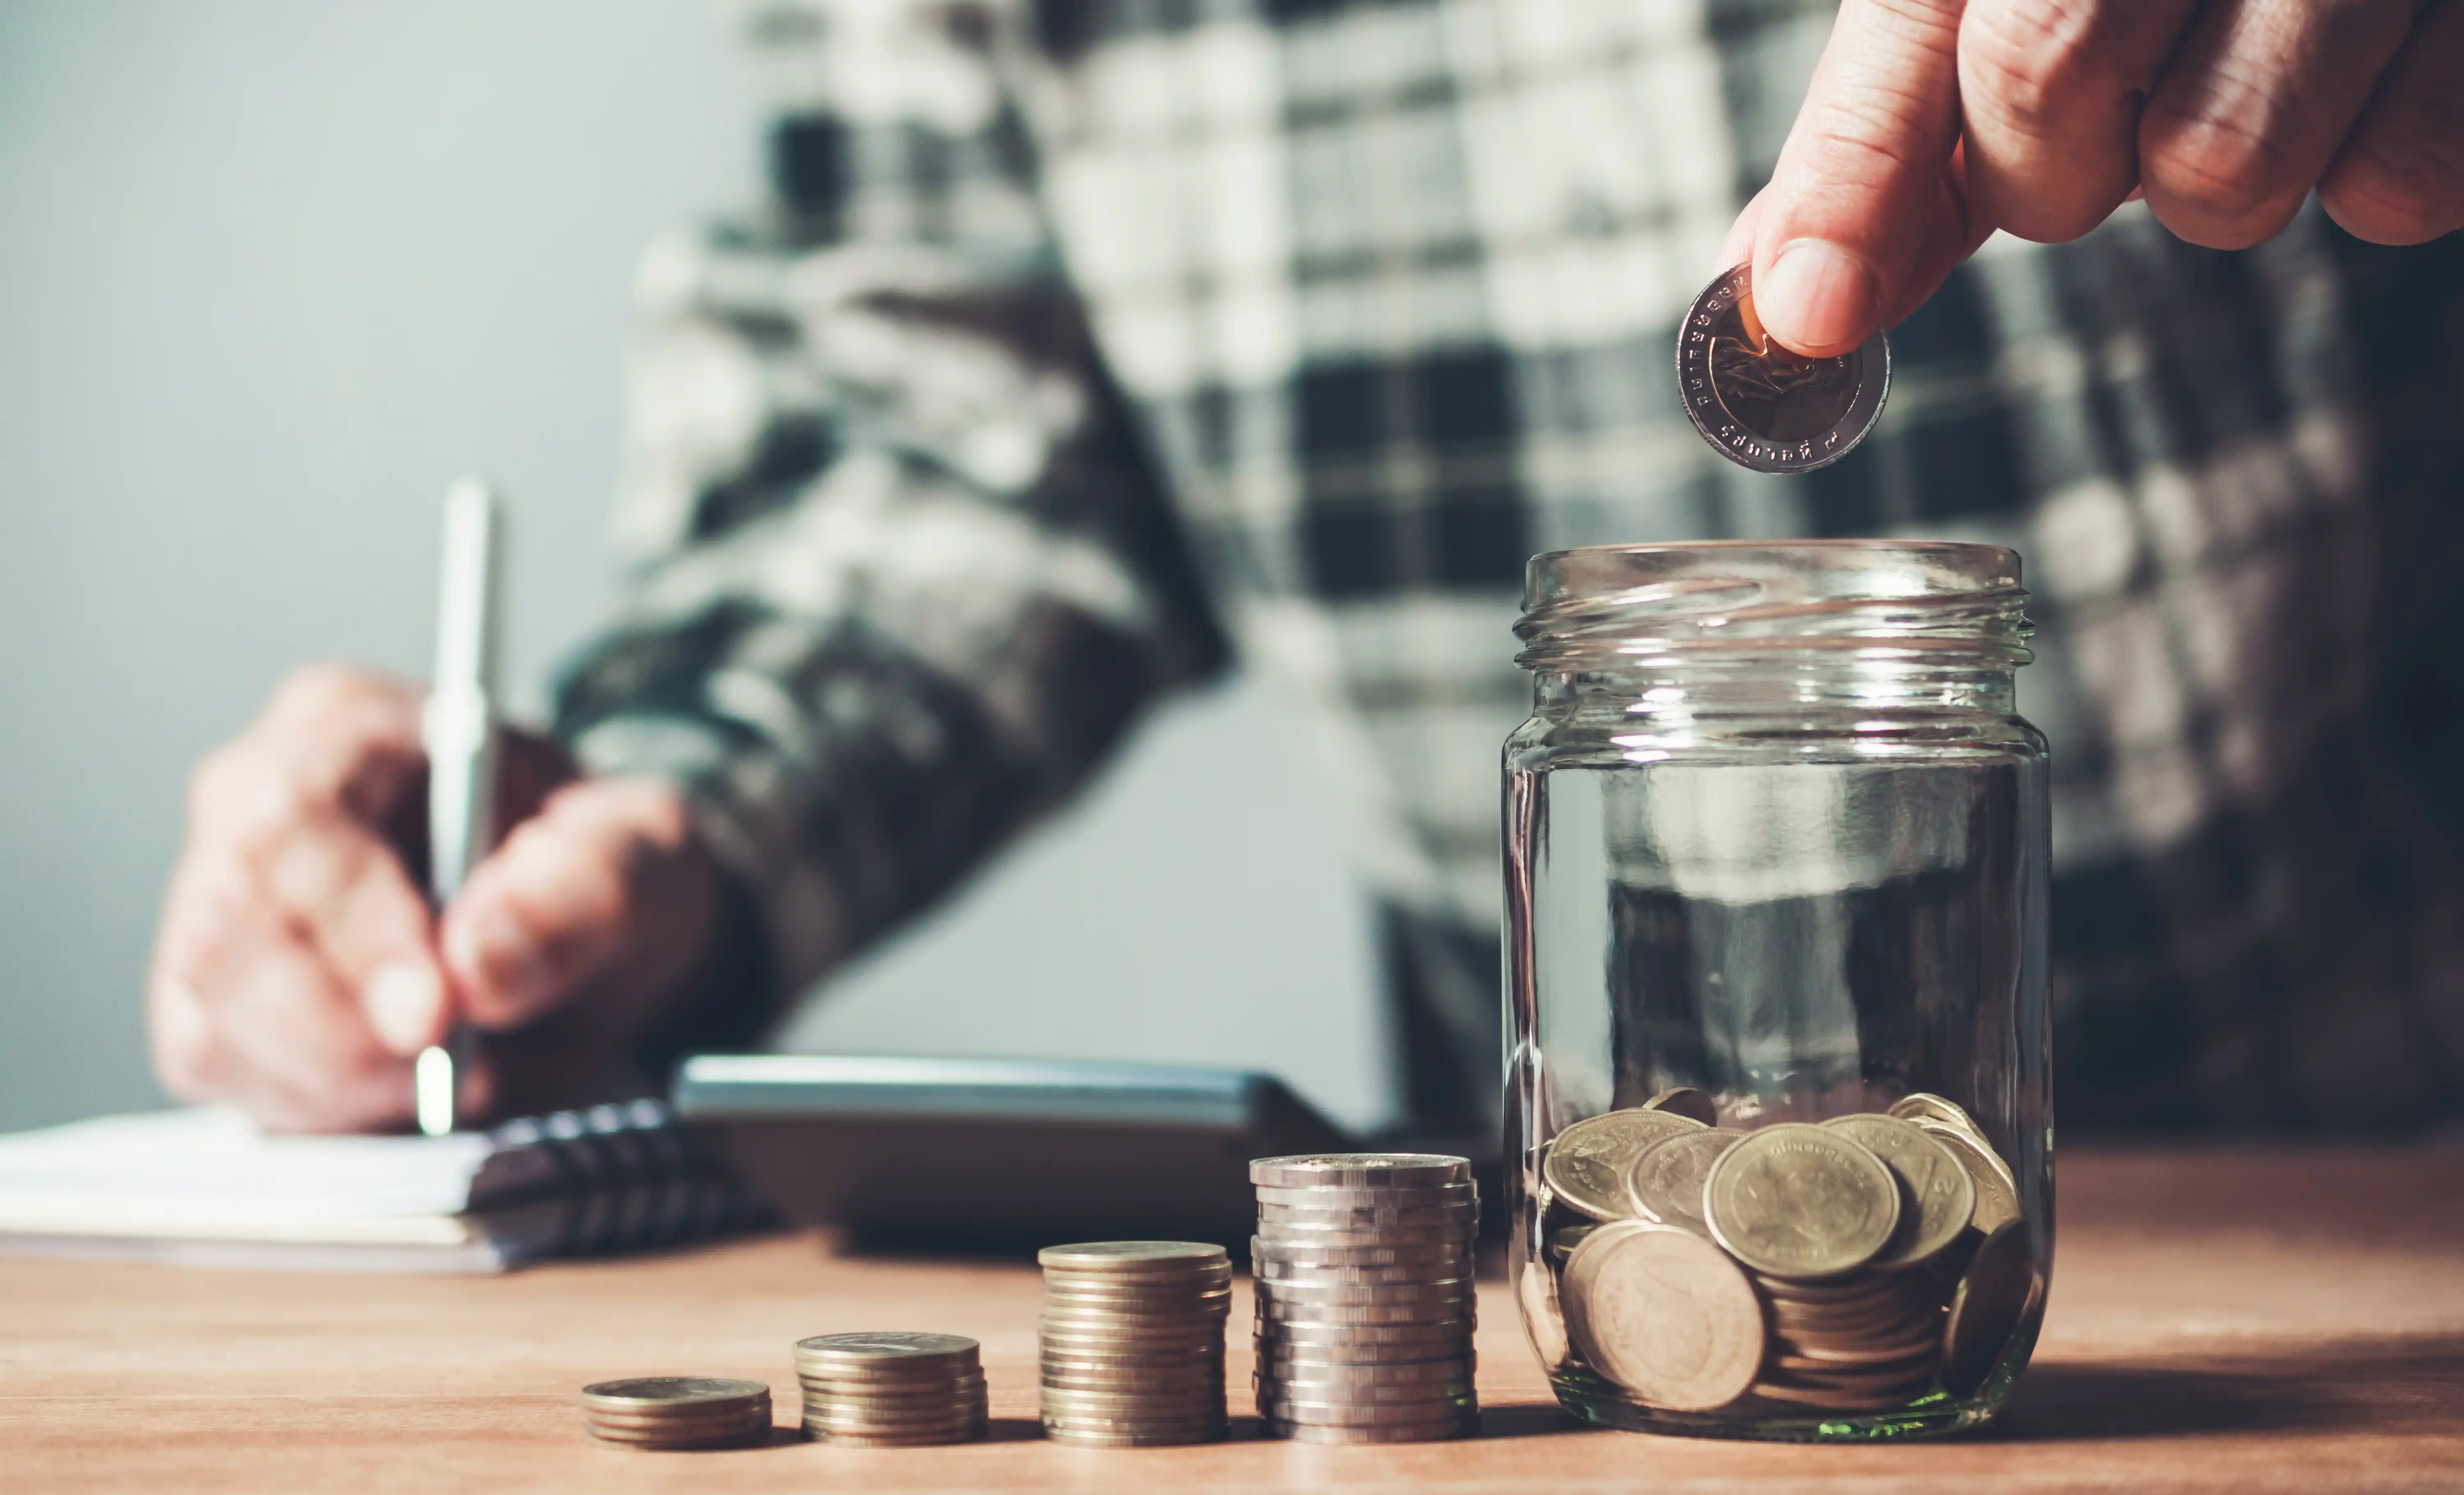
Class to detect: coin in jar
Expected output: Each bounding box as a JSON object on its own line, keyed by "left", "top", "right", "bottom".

{"left": 1701, "top": 1123, "right": 1901, "bottom": 1279}
{"left": 1942, "top": 1219, "right": 2036, "bottom": 1395}
{"left": 1676, "top": 264, "right": 1889, "bottom": 473}
{"left": 1886, "top": 1092, "right": 1984, "bottom": 1138}
{"left": 1623, "top": 1127, "right": 1740, "bottom": 1235}
{"left": 1820, "top": 1113, "right": 1976, "bottom": 1268}
{"left": 1543, "top": 1107, "right": 1706, "bottom": 1222}
{"left": 1560, "top": 1222, "right": 1764, "bottom": 1411}
{"left": 1911, "top": 1120, "right": 2020, "bottom": 1234}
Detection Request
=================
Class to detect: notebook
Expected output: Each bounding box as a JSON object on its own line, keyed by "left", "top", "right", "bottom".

{"left": 0, "top": 1099, "right": 770, "bottom": 1273}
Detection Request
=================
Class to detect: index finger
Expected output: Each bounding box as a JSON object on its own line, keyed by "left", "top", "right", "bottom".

{"left": 1745, "top": 0, "right": 1971, "bottom": 356}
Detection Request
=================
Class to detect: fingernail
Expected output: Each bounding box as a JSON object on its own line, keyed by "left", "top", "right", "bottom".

{"left": 364, "top": 962, "right": 444, "bottom": 1056}
{"left": 446, "top": 904, "right": 555, "bottom": 1011}
{"left": 1759, "top": 239, "right": 1878, "bottom": 355}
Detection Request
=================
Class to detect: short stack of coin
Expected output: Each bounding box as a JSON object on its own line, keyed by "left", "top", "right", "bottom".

{"left": 1250, "top": 1153, "right": 1479, "bottom": 1444}
{"left": 1037, "top": 1241, "right": 1231, "bottom": 1447}
{"left": 579, "top": 1376, "right": 772, "bottom": 1449}
{"left": 793, "top": 1332, "right": 988, "bottom": 1446}
{"left": 1538, "top": 1089, "right": 2034, "bottom": 1416}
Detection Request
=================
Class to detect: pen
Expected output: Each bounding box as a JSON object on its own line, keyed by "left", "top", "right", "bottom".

{"left": 414, "top": 478, "right": 503, "bottom": 1137}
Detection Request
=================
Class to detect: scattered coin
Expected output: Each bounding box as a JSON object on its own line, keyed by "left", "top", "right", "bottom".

{"left": 1560, "top": 1223, "right": 1764, "bottom": 1412}
{"left": 1820, "top": 1114, "right": 1976, "bottom": 1268}
{"left": 1676, "top": 263, "right": 1889, "bottom": 473}
{"left": 1543, "top": 1108, "right": 1707, "bottom": 1222}
{"left": 1702, "top": 1123, "right": 1901, "bottom": 1279}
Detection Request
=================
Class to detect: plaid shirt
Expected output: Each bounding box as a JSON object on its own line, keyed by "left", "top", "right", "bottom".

{"left": 556, "top": 0, "right": 2464, "bottom": 1132}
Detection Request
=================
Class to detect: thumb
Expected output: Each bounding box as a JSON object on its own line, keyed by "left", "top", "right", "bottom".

{"left": 1746, "top": 0, "right": 1970, "bottom": 357}
{"left": 439, "top": 778, "right": 708, "bottom": 1031}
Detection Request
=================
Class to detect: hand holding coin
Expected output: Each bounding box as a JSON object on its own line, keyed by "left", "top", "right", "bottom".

{"left": 1720, "top": 0, "right": 2464, "bottom": 361}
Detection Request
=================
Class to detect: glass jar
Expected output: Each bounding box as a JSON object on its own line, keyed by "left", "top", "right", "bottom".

{"left": 1502, "top": 541, "right": 2050, "bottom": 1442}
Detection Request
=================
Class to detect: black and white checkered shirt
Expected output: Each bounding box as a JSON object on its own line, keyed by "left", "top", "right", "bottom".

{"left": 556, "top": 0, "right": 2464, "bottom": 1132}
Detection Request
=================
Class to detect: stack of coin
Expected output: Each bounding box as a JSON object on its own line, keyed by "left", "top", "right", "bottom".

{"left": 1538, "top": 1092, "right": 2034, "bottom": 1417}
{"left": 1037, "top": 1241, "right": 1230, "bottom": 1447}
{"left": 1250, "top": 1153, "right": 1479, "bottom": 1444}
{"left": 792, "top": 1333, "right": 988, "bottom": 1447}
{"left": 578, "top": 1376, "right": 772, "bottom": 1449}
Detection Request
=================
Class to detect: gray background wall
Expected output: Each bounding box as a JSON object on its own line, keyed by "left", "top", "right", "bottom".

{"left": 0, "top": 0, "right": 1393, "bottom": 1134}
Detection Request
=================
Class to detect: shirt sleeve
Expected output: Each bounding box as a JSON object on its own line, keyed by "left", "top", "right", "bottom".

{"left": 551, "top": 0, "right": 1228, "bottom": 1036}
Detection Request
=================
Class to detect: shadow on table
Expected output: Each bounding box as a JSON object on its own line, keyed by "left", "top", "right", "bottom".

{"left": 1991, "top": 1332, "right": 2464, "bottom": 1440}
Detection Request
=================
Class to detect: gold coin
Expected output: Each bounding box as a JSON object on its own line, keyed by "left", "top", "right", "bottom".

{"left": 1942, "top": 1219, "right": 2034, "bottom": 1395}
{"left": 1623, "top": 1128, "right": 1740, "bottom": 1235}
{"left": 1912, "top": 1121, "right": 2019, "bottom": 1234}
{"left": 1702, "top": 1124, "right": 1900, "bottom": 1279}
{"left": 1887, "top": 1092, "right": 1984, "bottom": 1137}
{"left": 1560, "top": 1222, "right": 1763, "bottom": 1412}
{"left": 1542, "top": 1108, "right": 1707, "bottom": 1222}
{"left": 1820, "top": 1114, "right": 1976, "bottom": 1268}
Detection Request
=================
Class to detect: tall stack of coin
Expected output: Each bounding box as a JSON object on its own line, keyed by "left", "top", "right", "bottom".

{"left": 1037, "top": 1241, "right": 1230, "bottom": 1447}
{"left": 578, "top": 1376, "right": 772, "bottom": 1449}
{"left": 792, "top": 1333, "right": 988, "bottom": 1447}
{"left": 1250, "top": 1153, "right": 1479, "bottom": 1444}
{"left": 1538, "top": 1091, "right": 2034, "bottom": 1417}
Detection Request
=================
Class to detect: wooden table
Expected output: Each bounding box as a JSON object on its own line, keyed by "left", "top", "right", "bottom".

{"left": 5, "top": 1147, "right": 2462, "bottom": 1493}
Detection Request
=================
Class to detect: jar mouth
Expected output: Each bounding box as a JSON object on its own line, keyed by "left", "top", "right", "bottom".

{"left": 1515, "top": 540, "right": 2033, "bottom": 672}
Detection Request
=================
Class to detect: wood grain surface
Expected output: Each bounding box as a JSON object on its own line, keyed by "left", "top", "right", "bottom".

{"left": 5, "top": 1146, "right": 2462, "bottom": 1493}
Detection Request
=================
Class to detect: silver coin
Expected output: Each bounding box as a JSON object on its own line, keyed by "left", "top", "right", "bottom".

{"left": 1256, "top": 1319, "right": 1475, "bottom": 1347}
{"left": 583, "top": 1413, "right": 770, "bottom": 1436}
{"left": 1258, "top": 1199, "right": 1479, "bottom": 1226}
{"left": 1253, "top": 1276, "right": 1475, "bottom": 1302}
{"left": 790, "top": 1333, "right": 978, "bottom": 1368}
{"left": 1263, "top": 1412, "right": 1476, "bottom": 1443}
{"left": 1259, "top": 1343, "right": 1476, "bottom": 1371}
{"left": 1257, "top": 1391, "right": 1478, "bottom": 1424}
{"left": 1257, "top": 1297, "right": 1475, "bottom": 1327}
{"left": 1259, "top": 1356, "right": 1476, "bottom": 1388}
{"left": 1253, "top": 1182, "right": 1479, "bottom": 1209}
{"left": 1042, "top": 1425, "right": 1228, "bottom": 1447}
{"left": 1250, "top": 1232, "right": 1476, "bottom": 1262}
{"left": 578, "top": 1376, "right": 770, "bottom": 1414}
{"left": 1039, "top": 1303, "right": 1230, "bottom": 1326}
{"left": 1676, "top": 264, "right": 1889, "bottom": 474}
{"left": 1038, "top": 1240, "right": 1229, "bottom": 1271}
{"left": 807, "top": 1425, "right": 987, "bottom": 1447}
{"left": 1250, "top": 1154, "right": 1471, "bottom": 1189}
{"left": 1039, "top": 1346, "right": 1225, "bottom": 1368}
{"left": 1257, "top": 1376, "right": 1475, "bottom": 1405}
{"left": 798, "top": 1376, "right": 985, "bottom": 1399}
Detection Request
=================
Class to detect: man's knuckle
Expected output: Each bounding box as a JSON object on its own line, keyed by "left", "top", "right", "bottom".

{"left": 1962, "top": 0, "right": 2107, "bottom": 138}
{"left": 2329, "top": 139, "right": 2464, "bottom": 243}
{"left": 2144, "top": 108, "right": 2300, "bottom": 232}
